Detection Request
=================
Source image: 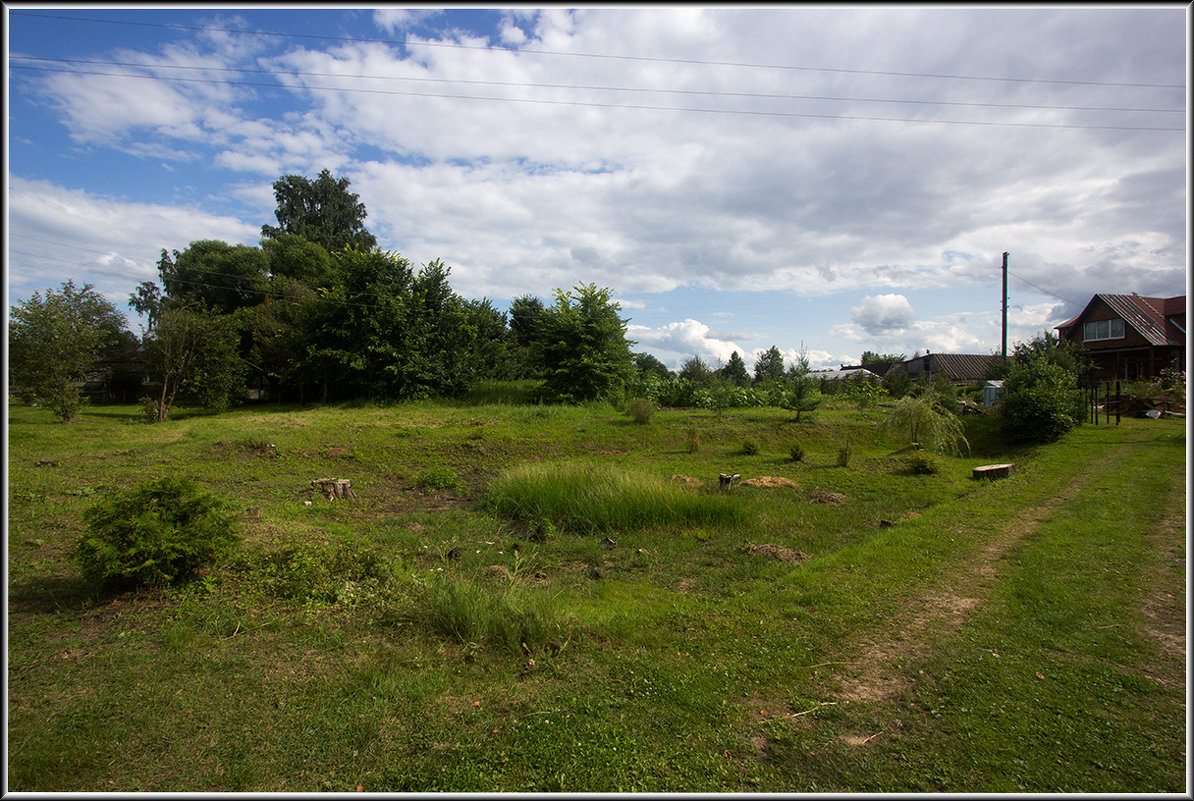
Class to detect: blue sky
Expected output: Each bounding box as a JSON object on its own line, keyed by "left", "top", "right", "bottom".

{"left": 6, "top": 5, "right": 1188, "bottom": 372}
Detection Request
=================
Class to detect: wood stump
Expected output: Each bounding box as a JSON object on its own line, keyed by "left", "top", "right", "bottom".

{"left": 311, "top": 478, "right": 357, "bottom": 500}
{"left": 972, "top": 463, "right": 1015, "bottom": 481}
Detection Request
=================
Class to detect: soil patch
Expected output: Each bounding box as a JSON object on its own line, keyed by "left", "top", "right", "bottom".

{"left": 670, "top": 475, "right": 704, "bottom": 487}
{"left": 742, "top": 476, "right": 800, "bottom": 489}
{"left": 806, "top": 488, "right": 846, "bottom": 505}
{"left": 748, "top": 544, "right": 810, "bottom": 563}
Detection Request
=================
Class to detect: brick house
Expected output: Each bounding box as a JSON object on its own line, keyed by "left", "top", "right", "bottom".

{"left": 1054, "top": 294, "right": 1186, "bottom": 381}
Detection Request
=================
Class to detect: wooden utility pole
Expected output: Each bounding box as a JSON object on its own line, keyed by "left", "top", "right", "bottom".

{"left": 1001, "top": 252, "right": 1009, "bottom": 359}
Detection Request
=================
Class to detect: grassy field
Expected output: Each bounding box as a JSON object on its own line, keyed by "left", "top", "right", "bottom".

{"left": 6, "top": 391, "right": 1187, "bottom": 792}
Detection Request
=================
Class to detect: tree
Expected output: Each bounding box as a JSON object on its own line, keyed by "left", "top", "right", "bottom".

{"left": 678, "top": 355, "right": 714, "bottom": 387}
{"left": 781, "top": 345, "right": 821, "bottom": 421}
{"left": 881, "top": 389, "right": 969, "bottom": 455}
{"left": 158, "top": 241, "right": 270, "bottom": 315}
{"left": 753, "top": 345, "right": 785, "bottom": 383}
{"left": 9, "top": 280, "right": 128, "bottom": 422}
{"left": 634, "top": 352, "right": 673, "bottom": 379}
{"left": 262, "top": 233, "right": 338, "bottom": 289}
{"left": 261, "top": 169, "right": 377, "bottom": 253}
{"left": 146, "top": 306, "right": 245, "bottom": 421}
{"left": 532, "top": 283, "right": 634, "bottom": 403}
{"left": 719, "top": 351, "right": 751, "bottom": 387}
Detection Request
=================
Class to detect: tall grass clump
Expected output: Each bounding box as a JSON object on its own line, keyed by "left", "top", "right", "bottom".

{"left": 407, "top": 571, "right": 564, "bottom": 655}
{"left": 482, "top": 461, "right": 743, "bottom": 533}
{"left": 626, "top": 398, "right": 655, "bottom": 424}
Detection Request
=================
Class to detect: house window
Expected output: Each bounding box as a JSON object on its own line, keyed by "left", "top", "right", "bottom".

{"left": 1083, "top": 318, "right": 1125, "bottom": 342}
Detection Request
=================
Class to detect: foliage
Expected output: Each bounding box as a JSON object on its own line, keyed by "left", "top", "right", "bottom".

{"left": 158, "top": 241, "right": 270, "bottom": 315}
{"left": 998, "top": 355, "right": 1084, "bottom": 444}
{"left": 741, "top": 439, "right": 760, "bottom": 456}
{"left": 678, "top": 355, "right": 714, "bottom": 387}
{"left": 788, "top": 442, "right": 805, "bottom": 462}
{"left": 1011, "top": 330, "right": 1092, "bottom": 379}
{"left": 633, "top": 352, "right": 673, "bottom": 380}
{"left": 75, "top": 477, "right": 240, "bottom": 588}
{"left": 719, "top": 351, "right": 751, "bottom": 387}
{"left": 903, "top": 451, "right": 941, "bottom": 475}
{"left": 415, "top": 466, "right": 462, "bottom": 493}
{"left": 261, "top": 168, "right": 377, "bottom": 253}
{"left": 882, "top": 391, "right": 970, "bottom": 455}
{"left": 881, "top": 368, "right": 914, "bottom": 399}
{"left": 9, "top": 280, "right": 128, "bottom": 422}
{"left": 145, "top": 305, "right": 246, "bottom": 421}
{"left": 753, "top": 345, "right": 785, "bottom": 383}
{"left": 627, "top": 398, "right": 656, "bottom": 424}
{"left": 532, "top": 284, "right": 634, "bottom": 403}
{"left": 779, "top": 346, "right": 821, "bottom": 421}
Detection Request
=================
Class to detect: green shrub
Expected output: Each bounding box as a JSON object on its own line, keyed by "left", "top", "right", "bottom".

{"left": 686, "top": 424, "right": 701, "bottom": 454}
{"left": 788, "top": 443, "right": 805, "bottom": 462}
{"left": 627, "top": 397, "right": 655, "bottom": 424}
{"left": 837, "top": 441, "right": 851, "bottom": 468}
{"left": 741, "top": 439, "right": 760, "bottom": 456}
{"left": 75, "top": 477, "right": 240, "bottom": 588}
{"left": 416, "top": 466, "right": 462, "bottom": 492}
{"left": 999, "top": 357, "right": 1083, "bottom": 444}
{"left": 903, "top": 452, "right": 940, "bottom": 475}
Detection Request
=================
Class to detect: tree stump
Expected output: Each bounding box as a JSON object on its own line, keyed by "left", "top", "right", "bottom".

{"left": 311, "top": 478, "right": 357, "bottom": 500}
{"left": 972, "top": 463, "right": 1015, "bottom": 481}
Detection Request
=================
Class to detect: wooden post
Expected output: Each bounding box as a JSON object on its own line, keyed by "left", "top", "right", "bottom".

{"left": 1115, "top": 380, "right": 1121, "bottom": 425}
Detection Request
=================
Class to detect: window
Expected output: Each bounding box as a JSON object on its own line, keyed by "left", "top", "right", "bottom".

{"left": 1083, "top": 318, "right": 1125, "bottom": 342}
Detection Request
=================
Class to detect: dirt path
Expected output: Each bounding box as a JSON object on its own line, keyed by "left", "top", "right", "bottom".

{"left": 831, "top": 456, "right": 1110, "bottom": 704}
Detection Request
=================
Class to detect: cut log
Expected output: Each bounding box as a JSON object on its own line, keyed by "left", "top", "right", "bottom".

{"left": 972, "top": 463, "right": 1015, "bottom": 481}
{"left": 311, "top": 478, "right": 357, "bottom": 500}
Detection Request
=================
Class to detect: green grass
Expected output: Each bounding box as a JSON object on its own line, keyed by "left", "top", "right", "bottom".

{"left": 6, "top": 395, "right": 1186, "bottom": 792}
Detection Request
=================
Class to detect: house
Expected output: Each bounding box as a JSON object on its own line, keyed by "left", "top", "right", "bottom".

{"left": 884, "top": 352, "right": 997, "bottom": 386}
{"left": 814, "top": 366, "right": 879, "bottom": 382}
{"left": 1054, "top": 294, "right": 1186, "bottom": 381}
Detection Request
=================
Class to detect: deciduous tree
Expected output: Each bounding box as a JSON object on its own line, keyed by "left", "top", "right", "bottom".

{"left": 261, "top": 169, "right": 377, "bottom": 253}
{"left": 533, "top": 283, "right": 634, "bottom": 403}
{"left": 9, "top": 280, "right": 128, "bottom": 422}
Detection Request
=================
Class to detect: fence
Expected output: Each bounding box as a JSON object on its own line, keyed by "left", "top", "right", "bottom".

{"left": 1082, "top": 380, "right": 1121, "bottom": 425}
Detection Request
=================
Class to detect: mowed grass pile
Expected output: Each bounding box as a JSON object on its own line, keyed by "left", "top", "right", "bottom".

{"left": 482, "top": 460, "right": 744, "bottom": 533}
{"left": 6, "top": 394, "right": 1186, "bottom": 793}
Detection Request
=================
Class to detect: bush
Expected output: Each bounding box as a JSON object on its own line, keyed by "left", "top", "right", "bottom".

{"left": 903, "top": 452, "right": 940, "bottom": 475}
{"left": 788, "top": 443, "right": 805, "bottom": 462}
{"left": 741, "top": 439, "right": 760, "bottom": 456}
{"left": 999, "top": 357, "right": 1083, "bottom": 444}
{"left": 75, "top": 477, "right": 240, "bottom": 588}
{"left": 627, "top": 397, "right": 655, "bottom": 424}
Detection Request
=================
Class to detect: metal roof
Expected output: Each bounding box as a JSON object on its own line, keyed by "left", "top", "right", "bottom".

{"left": 1097, "top": 294, "right": 1183, "bottom": 346}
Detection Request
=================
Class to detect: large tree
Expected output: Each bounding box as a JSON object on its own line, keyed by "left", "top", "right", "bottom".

{"left": 261, "top": 169, "right": 377, "bottom": 253}
{"left": 533, "top": 283, "right": 634, "bottom": 403}
{"left": 9, "top": 280, "right": 128, "bottom": 422}
{"left": 719, "top": 351, "right": 751, "bottom": 387}
{"left": 158, "top": 241, "right": 270, "bottom": 315}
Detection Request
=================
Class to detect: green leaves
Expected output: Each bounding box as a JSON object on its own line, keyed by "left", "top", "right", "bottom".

{"left": 533, "top": 284, "right": 634, "bottom": 403}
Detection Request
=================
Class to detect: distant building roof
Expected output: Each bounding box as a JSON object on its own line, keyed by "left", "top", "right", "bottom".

{"left": 887, "top": 353, "right": 995, "bottom": 383}
{"left": 813, "top": 367, "right": 878, "bottom": 381}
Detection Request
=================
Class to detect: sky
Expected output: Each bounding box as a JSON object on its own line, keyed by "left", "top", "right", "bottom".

{"left": 5, "top": 4, "right": 1189, "bottom": 373}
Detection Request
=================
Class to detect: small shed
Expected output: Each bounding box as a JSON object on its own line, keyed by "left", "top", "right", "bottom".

{"left": 982, "top": 380, "right": 1005, "bottom": 409}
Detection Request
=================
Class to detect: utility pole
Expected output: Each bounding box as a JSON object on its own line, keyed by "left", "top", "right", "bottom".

{"left": 1001, "top": 251, "right": 1009, "bottom": 359}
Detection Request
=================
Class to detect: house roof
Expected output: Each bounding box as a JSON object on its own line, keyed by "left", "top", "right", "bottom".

{"left": 930, "top": 353, "right": 996, "bottom": 382}
{"left": 813, "top": 367, "right": 878, "bottom": 381}
{"left": 888, "top": 353, "right": 995, "bottom": 382}
{"left": 1057, "top": 294, "right": 1186, "bottom": 347}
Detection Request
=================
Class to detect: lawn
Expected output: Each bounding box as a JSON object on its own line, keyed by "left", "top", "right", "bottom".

{"left": 6, "top": 394, "right": 1186, "bottom": 792}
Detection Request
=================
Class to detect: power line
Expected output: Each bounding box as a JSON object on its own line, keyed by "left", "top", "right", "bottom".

{"left": 10, "top": 63, "right": 1185, "bottom": 132}
{"left": 1007, "top": 270, "right": 1081, "bottom": 306}
{"left": 11, "top": 10, "right": 1186, "bottom": 90}
{"left": 10, "top": 55, "right": 1185, "bottom": 115}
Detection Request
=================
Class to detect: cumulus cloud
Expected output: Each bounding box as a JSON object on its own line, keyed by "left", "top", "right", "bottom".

{"left": 851, "top": 294, "right": 918, "bottom": 335}
{"left": 626, "top": 319, "right": 747, "bottom": 370}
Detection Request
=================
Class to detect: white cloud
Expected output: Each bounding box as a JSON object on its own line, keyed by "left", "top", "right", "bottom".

{"left": 851, "top": 294, "right": 918, "bottom": 335}
{"left": 626, "top": 318, "right": 746, "bottom": 370}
